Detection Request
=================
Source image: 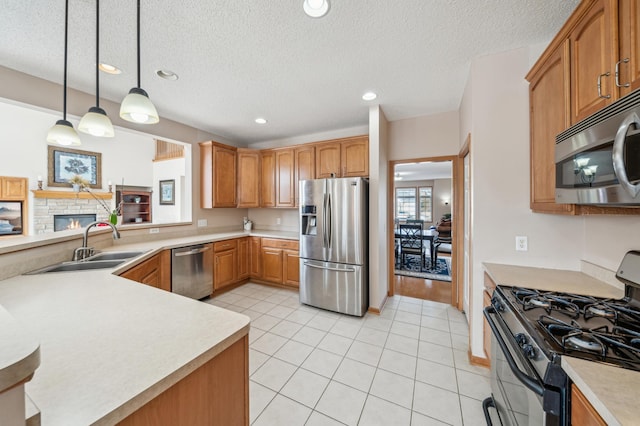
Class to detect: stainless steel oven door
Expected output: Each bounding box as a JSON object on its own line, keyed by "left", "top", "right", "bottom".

{"left": 485, "top": 307, "right": 546, "bottom": 426}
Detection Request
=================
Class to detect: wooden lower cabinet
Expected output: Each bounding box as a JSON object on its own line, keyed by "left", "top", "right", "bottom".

{"left": 120, "top": 251, "right": 171, "bottom": 292}
{"left": 571, "top": 384, "right": 606, "bottom": 426}
{"left": 256, "top": 238, "right": 299, "bottom": 287}
{"left": 118, "top": 335, "right": 249, "bottom": 426}
{"left": 261, "top": 248, "right": 283, "bottom": 284}
{"left": 237, "top": 237, "right": 250, "bottom": 280}
{"left": 249, "top": 237, "right": 262, "bottom": 278}
{"left": 283, "top": 249, "right": 300, "bottom": 288}
{"left": 214, "top": 240, "right": 237, "bottom": 290}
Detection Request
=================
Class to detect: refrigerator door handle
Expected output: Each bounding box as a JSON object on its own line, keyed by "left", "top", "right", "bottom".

{"left": 327, "top": 192, "right": 332, "bottom": 249}
{"left": 322, "top": 193, "right": 328, "bottom": 248}
{"left": 303, "top": 261, "right": 356, "bottom": 272}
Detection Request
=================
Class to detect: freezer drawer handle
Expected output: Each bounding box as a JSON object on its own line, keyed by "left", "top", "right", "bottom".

{"left": 174, "top": 246, "right": 211, "bottom": 257}
{"left": 303, "top": 262, "right": 355, "bottom": 273}
{"left": 483, "top": 306, "right": 544, "bottom": 396}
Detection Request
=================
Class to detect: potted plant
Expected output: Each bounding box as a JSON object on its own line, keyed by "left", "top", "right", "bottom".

{"left": 68, "top": 175, "right": 89, "bottom": 192}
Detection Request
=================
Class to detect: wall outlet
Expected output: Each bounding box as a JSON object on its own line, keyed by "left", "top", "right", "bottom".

{"left": 149, "top": 228, "right": 160, "bottom": 234}
{"left": 197, "top": 219, "right": 208, "bottom": 227}
{"left": 276, "top": 217, "right": 281, "bottom": 225}
{"left": 515, "top": 236, "right": 528, "bottom": 251}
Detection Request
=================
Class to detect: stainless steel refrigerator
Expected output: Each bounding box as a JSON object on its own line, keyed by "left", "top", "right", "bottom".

{"left": 299, "top": 177, "right": 368, "bottom": 316}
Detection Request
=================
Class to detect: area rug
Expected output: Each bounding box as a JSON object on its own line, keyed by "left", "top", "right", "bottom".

{"left": 395, "top": 256, "right": 451, "bottom": 282}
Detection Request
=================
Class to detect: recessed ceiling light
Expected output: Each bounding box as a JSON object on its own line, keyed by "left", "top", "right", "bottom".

{"left": 303, "top": 0, "right": 330, "bottom": 18}
{"left": 362, "top": 91, "right": 377, "bottom": 101}
{"left": 255, "top": 118, "right": 267, "bottom": 124}
{"left": 156, "top": 69, "right": 179, "bottom": 80}
{"left": 98, "top": 62, "right": 122, "bottom": 74}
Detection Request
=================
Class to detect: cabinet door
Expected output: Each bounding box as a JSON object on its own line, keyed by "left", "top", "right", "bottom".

{"left": 237, "top": 238, "right": 250, "bottom": 280}
{"left": 283, "top": 249, "right": 300, "bottom": 288}
{"left": 213, "top": 145, "right": 237, "bottom": 207}
{"left": 341, "top": 136, "right": 369, "bottom": 177}
{"left": 214, "top": 249, "right": 237, "bottom": 290}
{"left": 315, "top": 142, "right": 341, "bottom": 178}
{"left": 237, "top": 149, "right": 260, "bottom": 208}
{"left": 571, "top": 384, "right": 607, "bottom": 426}
{"left": 120, "top": 252, "right": 168, "bottom": 291}
{"left": 618, "top": 0, "right": 640, "bottom": 96}
{"left": 261, "top": 247, "right": 283, "bottom": 283}
{"left": 250, "top": 237, "right": 262, "bottom": 278}
{"left": 260, "top": 151, "right": 276, "bottom": 207}
{"left": 529, "top": 41, "right": 576, "bottom": 214}
{"left": 1, "top": 177, "right": 27, "bottom": 200}
{"left": 569, "top": 0, "right": 617, "bottom": 124}
{"left": 275, "top": 148, "right": 295, "bottom": 207}
{"left": 294, "top": 146, "right": 315, "bottom": 206}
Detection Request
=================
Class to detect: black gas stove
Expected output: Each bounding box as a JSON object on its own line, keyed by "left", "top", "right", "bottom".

{"left": 482, "top": 251, "right": 640, "bottom": 426}
{"left": 501, "top": 285, "right": 640, "bottom": 371}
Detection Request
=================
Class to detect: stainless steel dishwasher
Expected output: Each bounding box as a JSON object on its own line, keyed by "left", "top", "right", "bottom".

{"left": 171, "top": 244, "right": 213, "bottom": 299}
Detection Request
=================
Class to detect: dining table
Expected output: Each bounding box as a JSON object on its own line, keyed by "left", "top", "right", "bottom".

{"left": 394, "top": 228, "right": 439, "bottom": 269}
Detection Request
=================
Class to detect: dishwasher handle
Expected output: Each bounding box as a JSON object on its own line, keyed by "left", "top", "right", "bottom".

{"left": 173, "top": 246, "right": 211, "bottom": 257}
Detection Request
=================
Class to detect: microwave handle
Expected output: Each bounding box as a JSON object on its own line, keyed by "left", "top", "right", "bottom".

{"left": 483, "top": 306, "right": 544, "bottom": 396}
{"left": 612, "top": 112, "right": 640, "bottom": 198}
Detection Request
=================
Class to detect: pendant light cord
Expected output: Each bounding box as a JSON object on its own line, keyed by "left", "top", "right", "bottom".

{"left": 96, "top": 0, "right": 100, "bottom": 107}
{"left": 63, "top": 0, "right": 69, "bottom": 120}
{"left": 136, "top": 0, "right": 141, "bottom": 89}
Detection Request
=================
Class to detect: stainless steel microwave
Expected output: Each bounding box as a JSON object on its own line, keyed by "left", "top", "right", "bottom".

{"left": 555, "top": 89, "right": 640, "bottom": 205}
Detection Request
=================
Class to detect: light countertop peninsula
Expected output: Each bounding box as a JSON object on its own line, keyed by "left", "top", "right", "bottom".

{"left": 483, "top": 262, "right": 637, "bottom": 425}
{"left": 0, "top": 229, "right": 304, "bottom": 425}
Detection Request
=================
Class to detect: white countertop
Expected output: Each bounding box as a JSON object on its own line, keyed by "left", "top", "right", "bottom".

{"left": 0, "top": 230, "right": 282, "bottom": 425}
{"left": 484, "top": 262, "right": 638, "bottom": 425}
{"left": 0, "top": 304, "right": 39, "bottom": 392}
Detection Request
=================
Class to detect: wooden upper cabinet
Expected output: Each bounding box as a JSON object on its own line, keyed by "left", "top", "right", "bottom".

{"left": 295, "top": 145, "right": 315, "bottom": 206}
{"left": 618, "top": 0, "right": 640, "bottom": 96}
{"left": 315, "top": 136, "right": 370, "bottom": 179}
{"left": 237, "top": 148, "right": 260, "bottom": 208}
{"left": 199, "top": 141, "right": 237, "bottom": 208}
{"left": 569, "top": 0, "right": 617, "bottom": 124}
{"left": 260, "top": 151, "right": 276, "bottom": 207}
{"left": 275, "top": 148, "right": 295, "bottom": 208}
{"left": 315, "top": 142, "right": 341, "bottom": 178}
{"left": 0, "top": 177, "right": 27, "bottom": 200}
{"left": 341, "top": 136, "right": 369, "bottom": 177}
{"left": 528, "top": 41, "right": 576, "bottom": 214}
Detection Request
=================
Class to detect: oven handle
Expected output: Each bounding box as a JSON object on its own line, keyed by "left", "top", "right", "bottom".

{"left": 483, "top": 306, "right": 544, "bottom": 396}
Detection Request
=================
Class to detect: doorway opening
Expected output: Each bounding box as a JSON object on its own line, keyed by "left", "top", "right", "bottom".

{"left": 388, "top": 156, "right": 459, "bottom": 305}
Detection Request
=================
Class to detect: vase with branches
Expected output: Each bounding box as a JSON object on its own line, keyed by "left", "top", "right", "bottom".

{"left": 82, "top": 187, "right": 122, "bottom": 226}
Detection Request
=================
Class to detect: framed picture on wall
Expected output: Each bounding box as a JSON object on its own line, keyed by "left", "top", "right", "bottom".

{"left": 48, "top": 146, "right": 102, "bottom": 189}
{"left": 159, "top": 179, "right": 175, "bottom": 205}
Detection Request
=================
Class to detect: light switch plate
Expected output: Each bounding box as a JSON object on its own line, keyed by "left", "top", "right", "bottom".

{"left": 149, "top": 228, "right": 160, "bottom": 234}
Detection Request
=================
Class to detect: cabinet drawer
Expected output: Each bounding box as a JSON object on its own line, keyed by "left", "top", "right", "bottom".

{"left": 261, "top": 238, "right": 299, "bottom": 250}
{"left": 214, "top": 239, "right": 238, "bottom": 252}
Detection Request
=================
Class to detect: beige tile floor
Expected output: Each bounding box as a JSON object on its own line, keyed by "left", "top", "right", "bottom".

{"left": 205, "top": 283, "right": 490, "bottom": 426}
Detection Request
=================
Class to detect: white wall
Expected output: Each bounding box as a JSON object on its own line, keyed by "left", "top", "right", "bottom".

{"left": 389, "top": 111, "right": 460, "bottom": 160}
{"left": 248, "top": 208, "right": 298, "bottom": 233}
{"left": 368, "top": 105, "right": 389, "bottom": 310}
{"left": 459, "top": 47, "right": 584, "bottom": 357}
{"left": 152, "top": 157, "right": 187, "bottom": 224}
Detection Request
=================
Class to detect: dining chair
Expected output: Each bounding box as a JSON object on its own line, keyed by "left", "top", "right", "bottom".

{"left": 399, "top": 223, "right": 424, "bottom": 269}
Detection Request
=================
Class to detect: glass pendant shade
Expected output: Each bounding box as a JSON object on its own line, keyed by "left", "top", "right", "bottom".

{"left": 120, "top": 87, "right": 159, "bottom": 124}
{"left": 79, "top": 107, "right": 115, "bottom": 137}
{"left": 47, "top": 119, "right": 82, "bottom": 146}
{"left": 303, "top": 0, "right": 329, "bottom": 17}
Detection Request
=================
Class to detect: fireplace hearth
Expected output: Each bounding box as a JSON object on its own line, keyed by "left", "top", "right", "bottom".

{"left": 54, "top": 214, "right": 97, "bottom": 232}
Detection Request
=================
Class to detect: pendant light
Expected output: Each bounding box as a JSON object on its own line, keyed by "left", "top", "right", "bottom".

{"left": 120, "top": 0, "right": 159, "bottom": 124}
{"left": 79, "top": 0, "right": 114, "bottom": 137}
{"left": 47, "top": 0, "right": 81, "bottom": 146}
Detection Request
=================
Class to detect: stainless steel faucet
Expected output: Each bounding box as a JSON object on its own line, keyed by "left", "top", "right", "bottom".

{"left": 73, "top": 221, "right": 121, "bottom": 261}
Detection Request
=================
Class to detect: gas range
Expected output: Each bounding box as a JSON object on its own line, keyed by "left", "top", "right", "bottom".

{"left": 499, "top": 285, "right": 640, "bottom": 371}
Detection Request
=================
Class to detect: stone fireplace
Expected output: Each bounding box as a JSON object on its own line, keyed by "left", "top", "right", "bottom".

{"left": 33, "top": 192, "right": 112, "bottom": 234}
{"left": 53, "top": 214, "right": 97, "bottom": 232}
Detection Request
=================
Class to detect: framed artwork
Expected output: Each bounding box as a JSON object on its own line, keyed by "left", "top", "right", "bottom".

{"left": 0, "top": 201, "right": 23, "bottom": 236}
{"left": 159, "top": 179, "right": 175, "bottom": 205}
{"left": 48, "top": 146, "right": 102, "bottom": 189}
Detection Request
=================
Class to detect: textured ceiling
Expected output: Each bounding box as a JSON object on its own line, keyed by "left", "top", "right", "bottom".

{"left": 1, "top": 0, "right": 579, "bottom": 144}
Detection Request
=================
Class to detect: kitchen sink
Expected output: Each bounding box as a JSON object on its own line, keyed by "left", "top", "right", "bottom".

{"left": 85, "top": 251, "right": 145, "bottom": 261}
{"left": 27, "top": 259, "right": 127, "bottom": 274}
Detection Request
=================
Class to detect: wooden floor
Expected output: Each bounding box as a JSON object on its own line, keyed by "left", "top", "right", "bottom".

{"left": 394, "top": 275, "right": 452, "bottom": 304}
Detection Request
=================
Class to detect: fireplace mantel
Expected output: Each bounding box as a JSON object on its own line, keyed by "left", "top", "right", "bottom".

{"left": 31, "top": 190, "right": 113, "bottom": 200}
